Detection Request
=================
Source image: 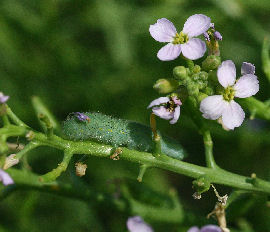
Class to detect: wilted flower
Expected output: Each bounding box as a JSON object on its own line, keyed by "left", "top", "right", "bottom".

{"left": 75, "top": 162, "right": 87, "bottom": 177}
{"left": 127, "top": 216, "right": 153, "bottom": 232}
{"left": 200, "top": 60, "right": 259, "bottom": 130}
{"left": 149, "top": 14, "right": 211, "bottom": 61}
{"left": 3, "top": 154, "right": 19, "bottom": 170}
{"left": 0, "top": 92, "right": 9, "bottom": 104}
{"left": 188, "top": 225, "right": 222, "bottom": 232}
{"left": 148, "top": 96, "right": 182, "bottom": 124}
{"left": 0, "top": 169, "right": 14, "bottom": 186}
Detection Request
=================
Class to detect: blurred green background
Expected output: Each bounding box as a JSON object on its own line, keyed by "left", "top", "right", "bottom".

{"left": 1, "top": 0, "right": 270, "bottom": 231}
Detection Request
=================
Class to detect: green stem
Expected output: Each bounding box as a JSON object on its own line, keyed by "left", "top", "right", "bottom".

{"left": 39, "top": 150, "right": 73, "bottom": 182}
{"left": 202, "top": 130, "right": 218, "bottom": 169}
{"left": 5, "top": 106, "right": 28, "bottom": 127}
{"left": 15, "top": 141, "right": 40, "bottom": 160}
{"left": 26, "top": 130, "right": 270, "bottom": 194}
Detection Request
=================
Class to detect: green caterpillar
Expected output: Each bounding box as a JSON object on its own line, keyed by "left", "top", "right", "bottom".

{"left": 62, "top": 112, "right": 187, "bottom": 160}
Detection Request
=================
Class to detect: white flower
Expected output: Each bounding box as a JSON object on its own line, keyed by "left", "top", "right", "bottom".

{"left": 149, "top": 14, "right": 211, "bottom": 61}
{"left": 200, "top": 60, "right": 259, "bottom": 130}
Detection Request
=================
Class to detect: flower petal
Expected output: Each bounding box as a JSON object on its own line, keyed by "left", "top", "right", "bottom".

{"left": 149, "top": 18, "right": 177, "bottom": 43}
{"left": 241, "top": 62, "right": 255, "bottom": 75}
{"left": 187, "top": 226, "right": 200, "bottom": 232}
{"left": 157, "top": 43, "right": 181, "bottom": 61}
{"left": 182, "top": 14, "right": 211, "bottom": 37}
{"left": 152, "top": 106, "right": 173, "bottom": 120}
{"left": 170, "top": 105, "right": 180, "bottom": 124}
{"left": 234, "top": 74, "right": 259, "bottom": 98}
{"left": 147, "top": 97, "right": 170, "bottom": 109}
{"left": 200, "top": 95, "right": 225, "bottom": 120}
{"left": 222, "top": 100, "right": 245, "bottom": 130}
{"left": 181, "top": 38, "right": 206, "bottom": 60}
{"left": 0, "top": 169, "right": 14, "bottom": 186}
{"left": 127, "top": 216, "right": 153, "bottom": 232}
{"left": 201, "top": 225, "right": 222, "bottom": 232}
{"left": 217, "top": 60, "right": 236, "bottom": 88}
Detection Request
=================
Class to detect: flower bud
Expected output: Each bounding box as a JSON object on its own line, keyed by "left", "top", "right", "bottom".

{"left": 199, "top": 71, "right": 208, "bottom": 81}
{"left": 187, "top": 82, "right": 199, "bottom": 96}
{"left": 202, "top": 55, "right": 221, "bottom": 71}
{"left": 173, "top": 66, "right": 188, "bottom": 80}
{"left": 153, "top": 78, "right": 178, "bottom": 94}
{"left": 192, "top": 65, "right": 201, "bottom": 74}
{"left": 197, "top": 92, "right": 208, "bottom": 103}
{"left": 192, "top": 177, "right": 210, "bottom": 194}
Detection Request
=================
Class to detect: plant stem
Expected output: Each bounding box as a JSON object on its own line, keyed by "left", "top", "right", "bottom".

{"left": 202, "top": 130, "right": 218, "bottom": 169}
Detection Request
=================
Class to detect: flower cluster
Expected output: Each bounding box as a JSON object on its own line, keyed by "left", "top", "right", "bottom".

{"left": 148, "top": 14, "right": 259, "bottom": 130}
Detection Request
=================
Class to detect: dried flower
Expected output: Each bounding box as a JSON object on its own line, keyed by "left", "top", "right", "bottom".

{"left": 3, "top": 154, "right": 19, "bottom": 170}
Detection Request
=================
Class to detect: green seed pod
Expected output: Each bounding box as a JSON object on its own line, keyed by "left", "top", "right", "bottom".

{"left": 153, "top": 78, "right": 178, "bottom": 94}
{"left": 202, "top": 55, "right": 221, "bottom": 71}
{"left": 192, "top": 177, "right": 211, "bottom": 194}
{"left": 173, "top": 66, "right": 188, "bottom": 80}
{"left": 62, "top": 112, "right": 187, "bottom": 160}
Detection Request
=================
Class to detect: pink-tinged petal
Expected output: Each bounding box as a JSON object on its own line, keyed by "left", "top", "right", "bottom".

{"left": 182, "top": 14, "right": 211, "bottom": 37}
{"left": 157, "top": 43, "right": 181, "bottom": 61}
{"left": 222, "top": 100, "right": 245, "bottom": 130}
{"left": 201, "top": 225, "right": 222, "bottom": 232}
{"left": 0, "top": 92, "right": 9, "bottom": 104}
{"left": 152, "top": 106, "right": 173, "bottom": 120}
{"left": 170, "top": 105, "right": 180, "bottom": 124}
{"left": 0, "top": 169, "right": 14, "bottom": 186}
{"left": 149, "top": 18, "right": 177, "bottom": 43}
{"left": 147, "top": 97, "right": 170, "bottom": 109}
{"left": 217, "top": 60, "right": 236, "bottom": 88}
{"left": 234, "top": 74, "right": 259, "bottom": 98}
{"left": 241, "top": 62, "right": 255, "bottom": 75}
{"left": 127, "top": 216, "right": 153, "bottom": 232}
{"left": 200, "top": 95, "right": 225, "bottom": 120}
{"left": 181, "top": 38, "right": 206, "bottom": 60}
{"left": 187, "top": 226, "right": 200, "bottom": 232}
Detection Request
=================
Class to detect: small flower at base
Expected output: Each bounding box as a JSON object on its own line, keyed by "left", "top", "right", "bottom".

{"left": 147, "top": 96, "right": 182, "bottom": 124}
{"left": 3, "top": 154, "right": 19, "bottom": 170}
{"left": 0, "top": 168, "right": 14, "bottom": 186}
{"left": 153, "top": 78, "right": 178, "bottom": 94}
{"left": 0, "top": 92, "right": 9, "bottom": 104}
{"left": 75, "top": 162, "right": 87, "bottom": 177}
{"left": 127, "top": 216, "right": 153, "bottom": 232}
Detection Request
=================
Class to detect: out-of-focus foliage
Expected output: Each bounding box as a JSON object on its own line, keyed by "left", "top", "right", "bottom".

{"left": 0, "top": 0, "right": 270, "bottom": 231}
